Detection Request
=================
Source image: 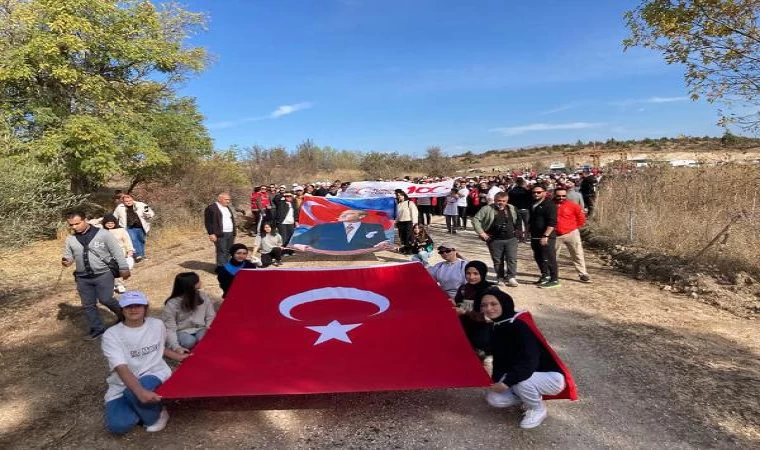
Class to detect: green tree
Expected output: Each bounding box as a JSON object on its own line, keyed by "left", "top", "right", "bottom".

{"left": 0, "top": 0, "right": 210, "bottom": 192}
{"left": 624, "top": 1, "right": 760, "bottom": 130}
{"left": 424, "top": 146, "right": 454, "bottom": 177}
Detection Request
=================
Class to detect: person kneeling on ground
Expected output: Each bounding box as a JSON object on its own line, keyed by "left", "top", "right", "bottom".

{"left": 101, "top": 291, "right": 189, "bottom": 435}
{"left": 163, "top": 272, "right": 216, "bottom": 353}
{"left": 481, "top": 288, "right": 577, "bottom": 429}
{"left": 453, "top": 261, "right": 496, "bottom": 356}
{"left": 217, "top": 243, "right": 258, "bottom": 298}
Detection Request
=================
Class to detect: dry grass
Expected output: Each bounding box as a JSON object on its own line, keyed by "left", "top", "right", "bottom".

{"left": 593, "top": 164, "right": 760, "bottom": 274}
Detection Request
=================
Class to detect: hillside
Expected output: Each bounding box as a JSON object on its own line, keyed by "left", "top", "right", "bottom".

{"left": 451, "top": 136, "right": 760, "bottom": 173}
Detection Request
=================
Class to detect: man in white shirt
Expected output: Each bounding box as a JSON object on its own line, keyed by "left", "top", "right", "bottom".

{"left": 457, "top": 182, "right": 470, "bottom": 230}
{"left": 487, "top": 183, "right": 504, "bottom": 205}
{"left": 203, "top": 192, "right": 237, "bottom": 268}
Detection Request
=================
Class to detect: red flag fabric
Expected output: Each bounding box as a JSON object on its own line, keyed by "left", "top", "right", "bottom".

{"left": 158, "top": 263, "right": 491, "bottom": 399}
{"left": 514, "top": 311, "right": 578, "bottom": 401}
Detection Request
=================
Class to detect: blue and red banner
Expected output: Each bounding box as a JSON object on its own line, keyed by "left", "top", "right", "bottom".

{"left": 289, "top": 196, "right": 396, "bottom": 255}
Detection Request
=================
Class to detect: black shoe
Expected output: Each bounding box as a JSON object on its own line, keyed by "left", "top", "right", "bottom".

{"left": 579, "top": 274, "right": 591, "bottom": 283}
{"left": 534, "top": 276, "right": 550, "bottom": 285}
{"left": 83, "top": 329, "right": 105, "bottom": 341}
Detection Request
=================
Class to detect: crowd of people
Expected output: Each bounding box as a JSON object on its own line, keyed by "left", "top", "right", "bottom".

{"left": 62, "top": 169, "right": 594, "bottom": 434}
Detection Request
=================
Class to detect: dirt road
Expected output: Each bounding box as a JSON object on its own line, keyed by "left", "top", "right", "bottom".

{"left": 1, "top": 217, "right": 758, "bottom": 449}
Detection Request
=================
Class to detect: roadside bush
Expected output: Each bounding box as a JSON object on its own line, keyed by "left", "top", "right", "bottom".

{"left": 592, "top": 164, "right": 760, "bottom": 274}
{"left": 0, "top": 156, "right": 86, "bottom": 249}
{"left": 131, "top": 152, "right": 249, "bottom": 230}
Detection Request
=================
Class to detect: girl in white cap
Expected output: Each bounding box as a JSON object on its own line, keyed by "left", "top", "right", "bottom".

{"left": 101, "top": 291, "right": 189, "bottom": 434}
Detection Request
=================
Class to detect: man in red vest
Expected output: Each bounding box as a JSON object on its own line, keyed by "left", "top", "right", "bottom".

{"left": 553, "top": 187, "right": 590, "bottom": 283}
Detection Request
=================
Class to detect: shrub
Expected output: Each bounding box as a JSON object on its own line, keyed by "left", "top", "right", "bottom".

{"left": 0, "top": 156, "right": 86, "bottom": 248}
{"left": 592, "top": 164, "right": 760, "bottom": 274}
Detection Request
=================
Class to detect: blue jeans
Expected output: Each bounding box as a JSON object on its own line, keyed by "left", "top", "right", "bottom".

{"left": 127, "top": 227, "right": 146, "bottom": 258}
{"left": 178, "top": 329, "right": 207, "bottom": 350}
{"left": 105, "top": 375, "right": 163, "bottom": 434}
{"left": 411, "top": 250, "right": 432, "bottom": 266}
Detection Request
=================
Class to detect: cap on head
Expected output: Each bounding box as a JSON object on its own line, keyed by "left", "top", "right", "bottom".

{"left": 119, "top": 291, "right": 148, "bottom": 308}
{"left": 437, "top": 243, "right": 455, "bottom": 251}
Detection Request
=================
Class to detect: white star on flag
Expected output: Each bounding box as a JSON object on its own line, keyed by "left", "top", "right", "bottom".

{"left": 306, "top": 320, "right": 362, "bottom": 345}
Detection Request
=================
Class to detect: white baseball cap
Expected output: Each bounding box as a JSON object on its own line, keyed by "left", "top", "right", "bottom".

{"left": 119, "top": 291, "right": 148, "bottom": 308}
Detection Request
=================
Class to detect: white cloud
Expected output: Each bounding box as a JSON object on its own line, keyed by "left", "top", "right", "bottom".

{"left": 538, "top": 104, "right": 576, "bottom": 116}
{"left": 647, "top": 96, "right": 689, "bottom": 103}
{"left": 207, "top": 102, "right": 314, "bottom": 129}
{"left": 270, "top": 102, "right": 313, "bottom": 118}
{"left": 489, "top": 122, "right": 604, "bottom": 137}
{"left": 609, "top": 96, "right": 690, "bottom": 106}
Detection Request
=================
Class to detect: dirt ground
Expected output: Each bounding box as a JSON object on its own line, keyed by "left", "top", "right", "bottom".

{"left": 1, "top": 216, "right": 758, "bottom": 449}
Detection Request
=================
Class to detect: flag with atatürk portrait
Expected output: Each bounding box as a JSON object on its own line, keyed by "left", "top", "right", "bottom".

{"left": 157, "top": 263, "right": 491, "bottom": 399}
{"left": 287, "top": 196, "right": 396, "bottom": 255}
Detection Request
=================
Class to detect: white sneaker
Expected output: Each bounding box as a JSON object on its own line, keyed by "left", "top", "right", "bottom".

{"left": 519, "top": 407, "right": 547, "bottom": 429}
{"left": 145, "top": 407, "right": 169, "bottom": 432}
{"left": 486, "top": 390, "right": 522, "bottom": 408}
{"left": 506, "top": 278, "right": 519, "bottom": 287}
{"left": 116, "top": 285, "right": 126, "bottom": 294}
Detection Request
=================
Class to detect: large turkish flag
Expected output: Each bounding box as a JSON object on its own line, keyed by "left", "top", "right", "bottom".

{"left": 157, "top": 263, "right": 491, "bottom": 398}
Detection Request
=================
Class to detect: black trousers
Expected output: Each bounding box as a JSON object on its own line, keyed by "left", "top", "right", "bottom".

{"left": 583, "top": 195, "right": 596, "bottom": 216}
{"left": 458, "top": 206, "right": 467, "bottom": 228}
{"left": 277, "top": 223, "right": 295, "bottom": 247}
{"left": 530, "top": 237, "right": 558, "bottom": 281}
{"left": 261, "top": 247, "right": 283, "bottom": 267}
{"left": 417, "top": 205, "right": 432, "bottom": 225}
{"left": 397, "top": 221, "right": 413, "bottom": 247}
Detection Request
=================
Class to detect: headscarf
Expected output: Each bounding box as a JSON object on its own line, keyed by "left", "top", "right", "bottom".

{"left": 459, "top": 260, "right": 495, "bottom": 310}
{"left": 484, "top": 287, "right": 516, "bottom": 323}
{"left": 224, "top": 243, "right": 250, "bottom": 275}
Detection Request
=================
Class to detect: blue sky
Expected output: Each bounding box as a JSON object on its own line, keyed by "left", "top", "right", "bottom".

{"left": 179, "top": 0, "right": 731, "bottom": 155}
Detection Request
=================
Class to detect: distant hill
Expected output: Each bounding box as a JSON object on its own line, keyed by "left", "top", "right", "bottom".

{"left": 450, "top": 135, "right": 760, "bottom": 173}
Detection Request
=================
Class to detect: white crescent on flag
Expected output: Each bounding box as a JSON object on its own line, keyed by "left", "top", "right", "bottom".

{"left": 278, "top": 287, "right": 390, "bottom": 321}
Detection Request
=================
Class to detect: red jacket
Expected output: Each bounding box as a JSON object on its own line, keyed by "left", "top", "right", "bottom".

{"left": 250, "top": 192, "right": 271, "bottom": 211}
{"left": 555, "top": 200, "right": 585, "bottom": 235}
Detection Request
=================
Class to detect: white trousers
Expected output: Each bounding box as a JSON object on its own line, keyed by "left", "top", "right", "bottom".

{"left": 555, "top": 229, "right": 588, "bottom": 276}
{"left": 487, "top": 371, "right": 565, "bottom": 411}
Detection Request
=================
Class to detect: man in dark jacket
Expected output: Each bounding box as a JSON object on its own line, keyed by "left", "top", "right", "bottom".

{"left": 529, "top": 185, "right": 559, "bottom": 288}
{"left": 579, "top": 171, "right": 598, "bottom": 216}
{"left": 508, "top": 177, "right": 533, "bottom": 242}
{"left": 204, "top": 192, "right": 237, "bottom": 268}
{"left": 273, "top": 192, "right": 300, "bottom": 246}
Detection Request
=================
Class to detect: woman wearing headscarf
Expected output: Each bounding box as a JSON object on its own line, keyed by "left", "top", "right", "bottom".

{"left": 216, "top": 243, "right": 257, "bottom": 298}
{"left": 481, "top": 288, "right": 578, "bottom": 430}
{"left": 453, "top": 260, "right": 496, "bottom": 354}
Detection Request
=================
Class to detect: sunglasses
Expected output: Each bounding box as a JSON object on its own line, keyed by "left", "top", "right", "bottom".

{"left": 533, "top": 191, "right": 545, "bottom": 194}
{"left": 438, "top": 249, "right": 454, "bottom": 254}
{"left": 555, "top": 195, "right": 567, "bottom": 198}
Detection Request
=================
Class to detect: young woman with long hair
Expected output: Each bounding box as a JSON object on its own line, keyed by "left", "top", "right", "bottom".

{"left": 162, "top": 272, "right": 216, "bottom": 352}
{"left": 408, "top": 223, "right": 435, "bottom": 266}
{"left": 252, "top": 222, "right": 284, "bottom": 267}
{"left": 394, "top": 189, "right": 418, "bottom": 252}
